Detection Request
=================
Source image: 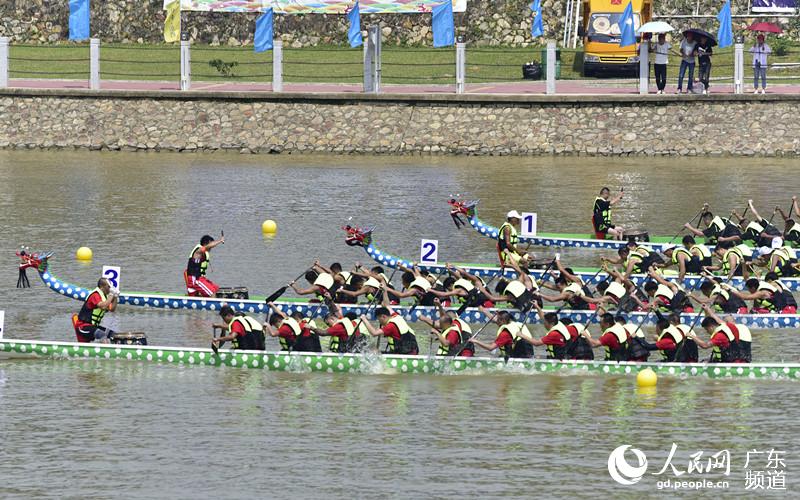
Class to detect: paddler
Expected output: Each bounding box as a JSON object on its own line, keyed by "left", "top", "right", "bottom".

{"left": 538, "top": 256, "right": 602, "bottom": 310}
{"left": 73, "top": 278, "right": 119, "bottom": 343}
{"left": 593, "top": 264, "right": 637, "bottom": 312}
{"left": 471, "top": 309, "right": 534, "bottom": 359}
{"left": 290, "top": 261, "right": 337, "bottom": 302}
{"left": 760, "top": 238, "right": 798, "bottom": 277}
{"left": 684, "top": 210, "right": 741, "bottom": 245}
{"left": 581, "top": 312, "right": 631, "bottom": 362}
{"left": 213, "top": 305, "right": 265, "bottom": 351}
{"left": 419, "top": 308, "right": 474, "bottom": 357}
{"left": 692, "top": 305, "right": 752, "bottom": 363}
{"left": 592, "top": 187, "right": 625, "bottom": 240}
{"left": 430, "top": 264, "right": 494, "bottom": 308}
{"left": 526, "top": 305, "right": 575, "bottom": 360}
{"left": 683, "top": 235, "right": 713, "bottom": 270}
{"left": 384, "top": 264, "right": 437, "bottom": 306}
{"left": 312, "top": 303, "right": 362, "bottom": 353}
{"left": 497, "top": 210, "right": 533, "bottom": 268}
{"left": 723, "top": 278, "right": 789, "bottom": 314}
{"left": 705, "top": 242, "right": 749, "bottom": 280}
{"left": 694, "top": 279, "right": 749, "bottom": 314}
{"left": 660, "top": 312, "right": 700, "bottom": 362}
{"left": 638, "top": 267, "right": 692, "bottom": 313}
{"left": 775, "top": 196, "right": 800, "bottom": 246}
{"left": 265, "top": 302, "right": 322, "bottom": 352}
{"left": 614, "top": 314, "right": 654, "bottom": 362}
{"left": 473, "top": 257, "right": 540, "bottom": 312}
{"left": 360, "top": 301, "right": 419, "bottom": 355}
{"left": 764, "top": 272, "right": 798, "bottom": 313}
{"left": 185, "top": 234, "right": 224, "bottom": 297}
{"left": 731, "top": 200, "right": 783, "bottom": 247}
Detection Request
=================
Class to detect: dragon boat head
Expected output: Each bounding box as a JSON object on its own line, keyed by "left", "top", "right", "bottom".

{"left": 343, "top": 225, "right": 374, "bottom": 247}
{"left": 448, "top": 198, "right": 479, "bottom": 228}
{"left": 15, "top": 247, "right": 51, "bottom": 288}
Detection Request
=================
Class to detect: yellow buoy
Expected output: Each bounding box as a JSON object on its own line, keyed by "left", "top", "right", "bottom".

{"left": 636, "top": 368, "right": 658, "bottom": 388}
{"left": 75, "top": 246, "right": 93, "bottom": 261}
{"left": 261, "top": 219, "right": 277, "bottom": 234}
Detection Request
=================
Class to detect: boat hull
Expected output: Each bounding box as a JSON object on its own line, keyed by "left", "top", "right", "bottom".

{"left": 1, "top": 339, "right": 798, "bottom": 381}
{"left": 38, "top": 269, "right": 800, "bottom": 329}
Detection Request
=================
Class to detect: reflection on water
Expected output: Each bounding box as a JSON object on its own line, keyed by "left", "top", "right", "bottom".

{"left": 1, "top": 151, "right": 800, "bottom": 496}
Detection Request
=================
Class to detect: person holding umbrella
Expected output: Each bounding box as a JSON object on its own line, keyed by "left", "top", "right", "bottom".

{"left": 697, "top": 35, "right": 713, "bottom": 94}
{"left": 651, "top": 33, "right": 671, "bottom": 94}
{"left": 750, "top": 34, "right": 772, "bottom": 94}
{"left": 677, "top": 31, "right": 697, "bottom": 94}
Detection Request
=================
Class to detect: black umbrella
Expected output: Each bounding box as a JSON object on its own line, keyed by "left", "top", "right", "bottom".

{"left": 683, "top": 28, "right": 717, "bottom": 47}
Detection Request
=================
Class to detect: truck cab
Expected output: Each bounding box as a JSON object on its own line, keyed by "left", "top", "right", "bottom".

{"left": 581, "top": 0, "right": 653, "bottom": 77}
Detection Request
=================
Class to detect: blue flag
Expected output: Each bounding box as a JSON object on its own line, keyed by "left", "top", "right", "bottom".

{"left": 717, "top": 1, "right": 733, "bottom": 48}
{"left": 347, "top": 2, "right": 363, "bottom": 48}
{"left": 254, "top": 9, "right": 274, "bottom": 53}
{"left": 618, "top": 2, "right": 636, "bottom": 47}
{"left": 432, "top": 2, "right": 455, "bottom": 48}
{"left": 530, "top": 0, "right": 543, "bottom": 38}
{"left": 69, "top": 0, "right": 90, "bottom": 41}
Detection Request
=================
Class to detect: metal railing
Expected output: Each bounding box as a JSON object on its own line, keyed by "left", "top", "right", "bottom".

{"left": 2, "top": 32, "right": 799, "bottom": 96}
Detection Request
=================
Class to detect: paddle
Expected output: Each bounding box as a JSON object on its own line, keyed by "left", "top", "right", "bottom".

{"left": 679, "top": 272, "right": 735, "bottom": 360}
{"left": 220, "top": 230, "right": 224, "bottom": 244}
{"left": 264, "top": 269, "right": 310, "bottom": 304}
{"left": 668, "top": 203, "right": 708, "bottom": 244}
{"left": 287, "top": 298, "right": 330, "bottom": 354}
{"left": 211, "top": 325, "right": 220, "bottom": 354}
{"left": 767, "top": 200, "right": 793, "bottom": 227}
{"left": 554, "top": 262, "right": 609, "bottom": 314}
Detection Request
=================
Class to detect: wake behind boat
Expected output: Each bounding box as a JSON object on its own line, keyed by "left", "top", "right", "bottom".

{"left": 2, "top": 338, "right": 798, "bottom": 381}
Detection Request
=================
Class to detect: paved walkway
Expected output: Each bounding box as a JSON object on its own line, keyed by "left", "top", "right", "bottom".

{"left": 7, "top": 78, "right": 800, "bottom": 95}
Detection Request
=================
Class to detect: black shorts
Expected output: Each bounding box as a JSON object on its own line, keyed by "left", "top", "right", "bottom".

{"left": 76, "top": 325, "right": 115, "bottom": 342}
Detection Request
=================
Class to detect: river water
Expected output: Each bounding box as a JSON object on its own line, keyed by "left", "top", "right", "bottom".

{"left": 1, "top": 151, "right": 798, "bottom": 497}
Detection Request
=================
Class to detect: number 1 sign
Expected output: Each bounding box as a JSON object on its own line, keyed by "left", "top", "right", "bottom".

{"left": 520, "top": 213, "right": 537, "bottom": 237}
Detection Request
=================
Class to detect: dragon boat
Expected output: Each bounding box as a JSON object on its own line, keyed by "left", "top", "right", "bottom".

{"left": 448, "top": 198, "right": 698, "bottom": 252}
{"left": 345, "top": 226, "right": 800, "bottom": 293}
{"left": 1, "top": 338, "right": 799, "bottom": 381}
{"left": 30, "top": 255, "right": 800, "bottom": 329}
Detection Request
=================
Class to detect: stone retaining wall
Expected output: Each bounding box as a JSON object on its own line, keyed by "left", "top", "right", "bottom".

{"left": 0, "top": 89, "right": 798, "bottom": 156}
{"left": 1, "top": 1, "right": 796, "bottom": 47}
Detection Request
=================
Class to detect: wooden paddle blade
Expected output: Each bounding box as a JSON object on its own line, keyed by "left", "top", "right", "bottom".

{"left": 211, "top": 342, "right": 219, "bottom": 354}
{"left": 264, "top": 286, "right": 288, "bottom": 304}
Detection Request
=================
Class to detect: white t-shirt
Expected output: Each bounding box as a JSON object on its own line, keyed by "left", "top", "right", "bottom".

{"left": 680, "top": 40, "right": 696, "bottom": 63}
{"left": 654, "top": 42, "right": 671, "bottom": 65}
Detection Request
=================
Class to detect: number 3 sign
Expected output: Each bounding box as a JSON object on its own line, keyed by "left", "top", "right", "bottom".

{"left": 420, "top": 239, "right": 439, "bottom": 264}
{"left": 102, "top": 266, "right": 122, "bottom": 290}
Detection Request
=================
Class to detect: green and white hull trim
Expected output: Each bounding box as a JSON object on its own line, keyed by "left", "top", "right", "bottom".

{"left": 2, "top": 339, "right": 800, "bottom": 381}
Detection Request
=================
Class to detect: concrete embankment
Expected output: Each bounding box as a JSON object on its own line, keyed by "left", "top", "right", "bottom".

{"left": 1, "top": 88, "right": 798, "bottom": 156}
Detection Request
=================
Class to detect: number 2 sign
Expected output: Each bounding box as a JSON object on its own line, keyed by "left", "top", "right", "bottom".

{"left": 420, "top": 239, "right": 439, "bottom": 265}
{"left": 102, "top": 266, "right": 122, "bottom": 290}
{"left": 520, "top": 213, "right": 538, "bottom": 237}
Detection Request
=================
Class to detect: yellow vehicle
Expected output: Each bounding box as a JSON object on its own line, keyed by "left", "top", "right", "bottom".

{"left": 580, "top": 0, "right": 653, "bottom": 77}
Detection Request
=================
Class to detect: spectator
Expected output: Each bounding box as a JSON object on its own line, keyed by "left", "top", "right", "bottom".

{"left": 697, "top": 35, "right": 713, "bottom": 95}
{"left": 651, "top": 33, "right": 671, "bottom": 95}
{"left": 750, "top": 34, "right": 772, "bottom": 94}
{"left": 677, "top": 32, "right": 697, "bottom": 94}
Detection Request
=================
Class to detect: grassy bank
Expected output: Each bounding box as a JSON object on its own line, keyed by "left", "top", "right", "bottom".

{"left": 8, "top": 43, "right": 800, "bottom": 85}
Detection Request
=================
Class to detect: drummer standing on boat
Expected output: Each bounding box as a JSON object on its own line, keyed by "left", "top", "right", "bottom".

{"left": 592, "top": 187, "right": 625, "bottom": 240}
{"left": 73, "top": 278, "right": 119, "bottom": 342}
{"left": 186, "top": 234, "right": 224, "bottom": 297}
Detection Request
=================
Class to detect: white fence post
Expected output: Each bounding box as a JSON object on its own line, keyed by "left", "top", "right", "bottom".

{"left": 363, "top": 34, "right": 373, "bottom": 92}
{"left": 90, "top": 38, "right": 100, "bottom": 90}
{"left": 546, "top": 42, "right": 556, "bottom": 95}
{"left": 272, "top": 39, "right": 283, "bottom": 92}
{"left": 638, "top": 40, "right": 649, "bottom": 95}
{"left": 734, "top": 42, "right": 744, "bottom": 94}
{"left": 455, "top": 41, "right": 466, "bottom": 94}
{"left": 180, "top": 38, "right": 191, "bottom": 91}
{"left": 373, "top": 25, "right": 382, "bottom": 94}
{"left": 0, "top": 37, "right": 8, "bottom": 88}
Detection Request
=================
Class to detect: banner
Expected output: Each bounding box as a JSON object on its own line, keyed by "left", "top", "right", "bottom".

{"left": 752, "top": 0, "right": 797, "bottom": 13}
{"left": 176, "top": 0, "right": 467, "bottom": 14}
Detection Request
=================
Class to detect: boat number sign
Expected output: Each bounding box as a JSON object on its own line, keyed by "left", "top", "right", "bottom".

{"left": 420, "top": 239, "right": 439, "bottom": 264}
{"left": 520, "top": 212, "right": 538, "bottom": 237}
{"left": 102, "top": 266, "right": 122, "bottom": 290}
